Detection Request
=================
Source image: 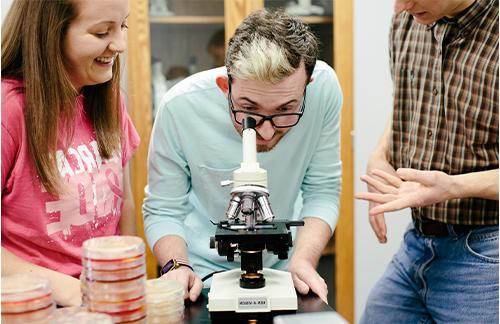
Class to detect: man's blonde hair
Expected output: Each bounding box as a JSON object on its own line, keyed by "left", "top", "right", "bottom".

{"left": 231, "top": 37, "right": 295, "bottom": 83}
{"left": 226, "top": 9, "right": 319, "bottom": 83}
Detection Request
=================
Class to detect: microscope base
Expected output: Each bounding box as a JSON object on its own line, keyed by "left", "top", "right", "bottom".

{"left": 207, "top": 268, "right": 297, "bottom": 313}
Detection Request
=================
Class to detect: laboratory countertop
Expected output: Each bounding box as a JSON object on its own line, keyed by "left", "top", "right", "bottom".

{"left": 182, "top": 288, "right": 333, "bottom": 323}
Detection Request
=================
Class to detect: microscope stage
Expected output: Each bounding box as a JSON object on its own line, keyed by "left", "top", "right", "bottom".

{"left": 207, "top": 268, "right": 297, "bottom": 313}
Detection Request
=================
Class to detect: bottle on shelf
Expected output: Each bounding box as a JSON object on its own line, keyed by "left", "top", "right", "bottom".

{"left": 151, "top": 57, "right": 168, "bottom": 119}
{"left": 285, "top": 0, "right": 325, "bottom": 16}
{"left": 150, "top": 0, "right": 174, "bottom": 16}
{"left": 188, "top": 56, "right": 198, "bottom": 75}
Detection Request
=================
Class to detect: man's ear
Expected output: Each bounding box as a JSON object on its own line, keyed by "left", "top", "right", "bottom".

{"left": 216, "top": 76, "right": 229, "bottom": 97}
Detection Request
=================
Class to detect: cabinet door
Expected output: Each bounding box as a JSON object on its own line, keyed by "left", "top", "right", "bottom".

{"left": 127, "top": 1, "right": 353, "bottom": 321}
{"left": 149, "top": 0, "right": 225, "bottom": 119}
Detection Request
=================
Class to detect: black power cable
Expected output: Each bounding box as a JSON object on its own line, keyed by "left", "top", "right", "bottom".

{"left": 201, "top": 270, "right": 226, "bottom": 282}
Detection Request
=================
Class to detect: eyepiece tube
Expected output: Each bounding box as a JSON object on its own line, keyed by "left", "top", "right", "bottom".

{"left": 242, "top": 117, "right": 256, "bottom": 130}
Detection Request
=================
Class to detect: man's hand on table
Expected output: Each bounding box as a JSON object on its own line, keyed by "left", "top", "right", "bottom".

{"left": 288, "top": 258, "right": 328, "bottom": 304}
{"left": 160, "top": 267, "right": 203, "bottom": 302}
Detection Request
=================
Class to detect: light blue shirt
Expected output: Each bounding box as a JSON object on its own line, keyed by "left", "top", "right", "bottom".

{"left": 143, "top": 61, "right": 342, "bottom": 278}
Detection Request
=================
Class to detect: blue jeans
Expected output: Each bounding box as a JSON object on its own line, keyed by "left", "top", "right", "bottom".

{"left": 360, "top": 223, "right": 499, "bottom": 324}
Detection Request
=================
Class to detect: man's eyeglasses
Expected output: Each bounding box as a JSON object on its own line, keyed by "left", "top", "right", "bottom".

{"left": 228, "top": 79, "right": 307, "bottom": 128}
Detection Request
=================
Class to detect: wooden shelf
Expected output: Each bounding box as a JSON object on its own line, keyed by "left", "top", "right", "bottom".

{"left": 149, "top": 15, "right": 224, "bottom": 24}
{"left": 149, "top": 15, "right": 332, "bottom": 25}
{"left": 299, "top": 15, "right": 333, "bottom": 24}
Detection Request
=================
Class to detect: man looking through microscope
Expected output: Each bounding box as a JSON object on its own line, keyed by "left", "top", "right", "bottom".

{"left": 143, "top": 9, "right": 343, "bottom": 303}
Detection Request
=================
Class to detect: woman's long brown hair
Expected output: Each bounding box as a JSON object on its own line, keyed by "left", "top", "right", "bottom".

{"left": 1, "top": 0, "right": 122, "bottom": 196}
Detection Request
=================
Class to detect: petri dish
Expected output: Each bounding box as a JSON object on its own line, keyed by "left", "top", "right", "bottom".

{"left": 82, "top": 236, "right": 145, "bottom": 261}
{"left": 2, "top": 274, "right": 54, "bottom": 313}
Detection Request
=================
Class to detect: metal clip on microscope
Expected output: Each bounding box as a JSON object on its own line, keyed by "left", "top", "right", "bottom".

{"left": 207, "top": 117, "right": 304, "bottom": 316}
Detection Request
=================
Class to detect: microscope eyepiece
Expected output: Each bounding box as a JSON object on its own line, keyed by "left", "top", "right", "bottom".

{"left": 242, "top": 116, "right": 257, "bottom": 130}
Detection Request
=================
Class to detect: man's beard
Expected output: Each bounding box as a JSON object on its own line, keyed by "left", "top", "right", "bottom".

{"left": 257, "top": 145, "right": 273, "bottom": 153}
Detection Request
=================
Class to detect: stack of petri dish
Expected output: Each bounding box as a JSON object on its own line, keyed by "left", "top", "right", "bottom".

{"left": 1, "top": 274, "right": 55, "bottom": 323}
{"left": 81, "top": 236, "right": 146, "bottom": 323}
{"left": 145, "top": 278, "right": 184, "bottom": 323}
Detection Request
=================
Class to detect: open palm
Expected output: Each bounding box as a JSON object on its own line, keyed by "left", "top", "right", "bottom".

{"left": 356, "top": 168, "right": 453, "bottom": 215}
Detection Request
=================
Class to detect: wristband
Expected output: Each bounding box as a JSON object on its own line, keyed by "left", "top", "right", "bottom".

{"left": 160, "top": 258, "right": 193, "bottom": 276}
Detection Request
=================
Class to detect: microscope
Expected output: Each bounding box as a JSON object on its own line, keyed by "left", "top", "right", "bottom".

{"left": 207, "top": 117, "right": 304, "bottom": 317}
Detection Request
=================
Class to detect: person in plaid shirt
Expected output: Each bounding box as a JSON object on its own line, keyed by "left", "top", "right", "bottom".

{"left": 357, "top": 0, "right": 498, "bottom": 323}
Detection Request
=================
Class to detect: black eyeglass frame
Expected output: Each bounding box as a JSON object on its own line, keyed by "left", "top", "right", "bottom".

{"left": 227, "top": 77, "right": 307, "bottom": 129}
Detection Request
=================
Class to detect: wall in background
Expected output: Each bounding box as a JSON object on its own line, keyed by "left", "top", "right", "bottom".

{"left": 353, "top": 0, "right": 411, "bottom": 322}
{"left": 2, "top": 0, "right": 13, "bottom": 21}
